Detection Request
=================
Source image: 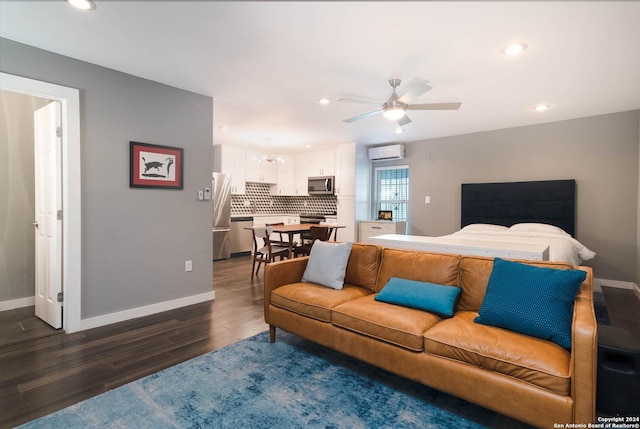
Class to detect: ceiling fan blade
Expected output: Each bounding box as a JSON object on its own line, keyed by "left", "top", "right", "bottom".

{"left": 343, "top": 109, "right": 383, "bottom": 123}
{"left": 408, "top": 102, "right": 462, "bottom": 110}
{"left": 398, "top": 78, "right": 432, "bottom": 103}
{"left": 397, "top": 115, "right": 412, "bottom": 126}
{"left": 338, "top": 97, "right": 380, "bottom": 106}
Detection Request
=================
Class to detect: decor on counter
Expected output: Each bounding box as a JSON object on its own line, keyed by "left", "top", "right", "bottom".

{"left": 377, "top": 209, "right": 393, "bottom": 220}
{"left": 20, "top": 331, "right": 528, "bottom": 429}
{"left": 129, "top": 141, "right": 183, "bottom": 189}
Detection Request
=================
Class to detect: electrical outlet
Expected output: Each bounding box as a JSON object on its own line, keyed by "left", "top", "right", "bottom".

{"left": 425, "top": 196, "right": 431, "bottom": 204}
{"left": 185, "top": 260, "right": 192, "bottom": 272}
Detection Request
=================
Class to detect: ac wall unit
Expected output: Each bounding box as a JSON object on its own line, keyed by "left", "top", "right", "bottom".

{"left": 368, "top": 144, "right": 405, "bottom": 162}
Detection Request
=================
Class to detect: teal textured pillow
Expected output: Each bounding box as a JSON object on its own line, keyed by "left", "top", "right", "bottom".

{"left": 301, "top": 240, "right": 353, "bottom": 290}
{"left": 375, "top": 277, "right": 461, "bottom": 318}
{"left": 474, "top": 258, "right": 586, "bottom": 349}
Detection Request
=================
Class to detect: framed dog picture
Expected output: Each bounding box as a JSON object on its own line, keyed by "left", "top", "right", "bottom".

{"left": 129, "top": 141, "right": 184, "bottom": 189}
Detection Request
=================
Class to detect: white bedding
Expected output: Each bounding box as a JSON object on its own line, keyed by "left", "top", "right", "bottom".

{"left": 449, "top": 224, "right": 596, "bottom": 265}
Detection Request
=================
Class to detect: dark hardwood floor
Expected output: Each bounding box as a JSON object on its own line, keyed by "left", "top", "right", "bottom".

{"left": 0, "top": 255, "right": 267, "bottom": 429}
{"left": 0, "top": 306, "right": 61, "bottom": 348}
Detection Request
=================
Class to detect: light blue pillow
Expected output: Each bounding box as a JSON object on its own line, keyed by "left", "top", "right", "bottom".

{"left": 375, "top": 277, "right": 461, "bottom": 318}
{"left": 474, "top": 258, "right": 586, "bottom": 349}
{"left": 301, "top": 240, "right": 353, "bottom": 290}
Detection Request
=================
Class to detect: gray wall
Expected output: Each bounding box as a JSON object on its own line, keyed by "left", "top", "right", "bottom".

{"left": 0, "top": 38, "right": 214, "bottom": 318}
{"left": 372, "top": 110, "right": 640, "bottom": 281}
{"left": 0, "top": 90, "right": 50, "bottom": 302}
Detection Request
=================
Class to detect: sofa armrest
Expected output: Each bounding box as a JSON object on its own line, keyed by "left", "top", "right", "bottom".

{"left": 570, "top": 266, "right": 597, "bottom": 423}
{"left": 264, "top": 257, "right": 309, "bottom": 324}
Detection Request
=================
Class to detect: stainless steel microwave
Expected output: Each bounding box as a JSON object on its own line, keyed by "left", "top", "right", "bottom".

{"left": 308, "top": 176, "right": 335, "bottom": 195}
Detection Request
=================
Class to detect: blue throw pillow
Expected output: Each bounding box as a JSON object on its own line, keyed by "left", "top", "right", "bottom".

{"left": 375, "top": 277, "right": 461, "bottom": 318}
{"left": 301, "top": 240, "right": 353, "bottom": 290}
{"left": 474, "top": 258, "right": 586, "bottom": 349}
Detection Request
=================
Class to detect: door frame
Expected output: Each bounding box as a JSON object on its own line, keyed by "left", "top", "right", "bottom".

{"left": 0, "top": 72, "right": 82, "bottom": 333}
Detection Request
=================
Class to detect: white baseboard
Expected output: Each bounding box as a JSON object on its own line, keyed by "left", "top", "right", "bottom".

{"left": 79, "top": 290, "right": 216, "bottom": 331}
{"left": 0, "top": 296, "right": 35, "bottom": 311}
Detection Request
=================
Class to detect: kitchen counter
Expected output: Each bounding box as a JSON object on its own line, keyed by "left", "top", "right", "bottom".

{"left": 232, "top": 213, "right": 300, "bottom": 219}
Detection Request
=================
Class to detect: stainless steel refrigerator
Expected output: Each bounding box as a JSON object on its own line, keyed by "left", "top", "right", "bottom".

{"left": 212, "top": 172, "right": 232, "bottom": 260}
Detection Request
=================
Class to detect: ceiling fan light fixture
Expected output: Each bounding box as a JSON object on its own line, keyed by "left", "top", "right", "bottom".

{"left": 383, "top": 107, "right": 406, "bottom": 121}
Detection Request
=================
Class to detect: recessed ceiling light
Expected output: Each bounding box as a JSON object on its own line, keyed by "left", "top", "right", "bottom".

{"left": 533, "top": 104, "right": 551, "bottom": 112}
{"left": 502, "top": 42, "right": 527, "bottom": 56}
{"left": 318, "top": 98, "right": 330, "bottom": 105}
{"left": 66, "top": 0, "right": 96, "bottom": 10}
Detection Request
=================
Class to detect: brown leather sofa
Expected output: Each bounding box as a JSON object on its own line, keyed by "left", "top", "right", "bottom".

{"left": 264, "top": 244, "right": 597, "bottom": 428}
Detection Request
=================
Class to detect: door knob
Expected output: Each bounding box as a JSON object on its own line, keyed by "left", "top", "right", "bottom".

{"left": 32, "top": 221, "right": 39, "bottom": 228}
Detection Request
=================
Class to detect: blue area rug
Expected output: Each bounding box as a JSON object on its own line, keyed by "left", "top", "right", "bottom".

{"left": 20, "top": 331, "right": 531, "bottom": 428}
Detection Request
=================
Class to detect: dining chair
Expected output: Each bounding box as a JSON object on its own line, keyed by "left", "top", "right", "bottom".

{"left": 265, "top": 222, "right": 296, "bottom": 247}
{"left": 294, "top": 226, "right": 332, "bottom": 257}
{"left": 252, "top": 226, "right": 289, "bottom": 279}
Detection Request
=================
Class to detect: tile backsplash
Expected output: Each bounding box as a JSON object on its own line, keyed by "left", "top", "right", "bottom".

{"left": 231, "top": 182, "right": 337, "bottom": 215}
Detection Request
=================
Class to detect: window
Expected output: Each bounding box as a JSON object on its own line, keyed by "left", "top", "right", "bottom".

{"left": 373, "top": 166, "right": 409, "bottom": 221}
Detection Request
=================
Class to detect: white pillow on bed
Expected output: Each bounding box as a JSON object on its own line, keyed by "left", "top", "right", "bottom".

{"left": 508, "top": 223, "right": 570, "bottom": 236}
{"left": 460, "top": 224, "right": 509, "bottom": 233}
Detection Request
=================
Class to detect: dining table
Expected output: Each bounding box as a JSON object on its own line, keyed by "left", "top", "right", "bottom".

{"left": 248, "top": 223, "right": 346, "bottom": 258}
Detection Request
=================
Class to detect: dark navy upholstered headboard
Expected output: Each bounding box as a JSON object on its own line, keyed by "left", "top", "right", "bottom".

{"left": 461, "top": 179, "right": 576, "bottom": 237}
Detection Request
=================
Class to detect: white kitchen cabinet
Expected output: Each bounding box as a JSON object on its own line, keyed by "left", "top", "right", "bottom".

{"left": 335, "top": 142, "right": 356, "bottom": 196}
{"left": 359, "top": 221, "right": 407, "bottom": 242}
{"left": 270, "top": 154, "right": 295, "bottom": 196}
{"left": 336, "top": 196, "right": 355, "bottom": 242}
{"left": 245, "top": 149, "right": 277, "bottom": 184}
{"left": 294, "top": 152, "right": 309, "bottom": 195}
{"left": 308, "top": 149, "right": 335, "bottom": 177}
{"left": 213, "top": 144, "right": 246, "bottom": 194}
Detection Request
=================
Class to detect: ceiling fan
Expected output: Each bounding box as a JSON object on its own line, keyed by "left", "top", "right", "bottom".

{"left": 339, "top": 78, "right": 462, "bottom": 126}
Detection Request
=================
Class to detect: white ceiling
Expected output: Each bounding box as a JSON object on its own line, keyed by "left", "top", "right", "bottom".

{"left": 2, "top": 1, "right": 639, "bottom": 153}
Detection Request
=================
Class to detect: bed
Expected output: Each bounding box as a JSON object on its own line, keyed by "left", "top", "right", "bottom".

{"left": 367, "top": 179, "right": 596, "bottom": 265}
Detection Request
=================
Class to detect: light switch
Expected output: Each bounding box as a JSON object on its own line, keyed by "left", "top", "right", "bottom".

{"left": 204, "top": 188, "right": 211, "bottom": 200}
{"left": 197, "top": 190, "right": 204, "bottom": 201}
{"left": 425, "top": 196, "right": 431, "bottom": 204}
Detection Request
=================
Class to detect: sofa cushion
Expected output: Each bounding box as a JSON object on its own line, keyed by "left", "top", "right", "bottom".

{"left": 343, "top": 243, "right": 383, "bottom": 293}
{"left": 271, "top": 282, "right": 371, "bottom": 322}
{"left": 474, "top": 258, "right": 586, "bottom": 349}
{"left": 302, "top": 241, "right": 353, "bottom": 290}
{"left": 332, "top": 295, "right": 441, "bottom": 352}
{"left": 375, "top": 277, "right": 460, "bottom": 318}
{"left": 377, "top": 249, "right": 460, "bottom": 293}
{"left": 424, "top": 311, "right": 572, "bottom": 395}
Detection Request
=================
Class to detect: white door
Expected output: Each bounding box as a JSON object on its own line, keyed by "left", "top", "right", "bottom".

{"left": 34, "top": 101, "right": 63, "bottom": 329}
